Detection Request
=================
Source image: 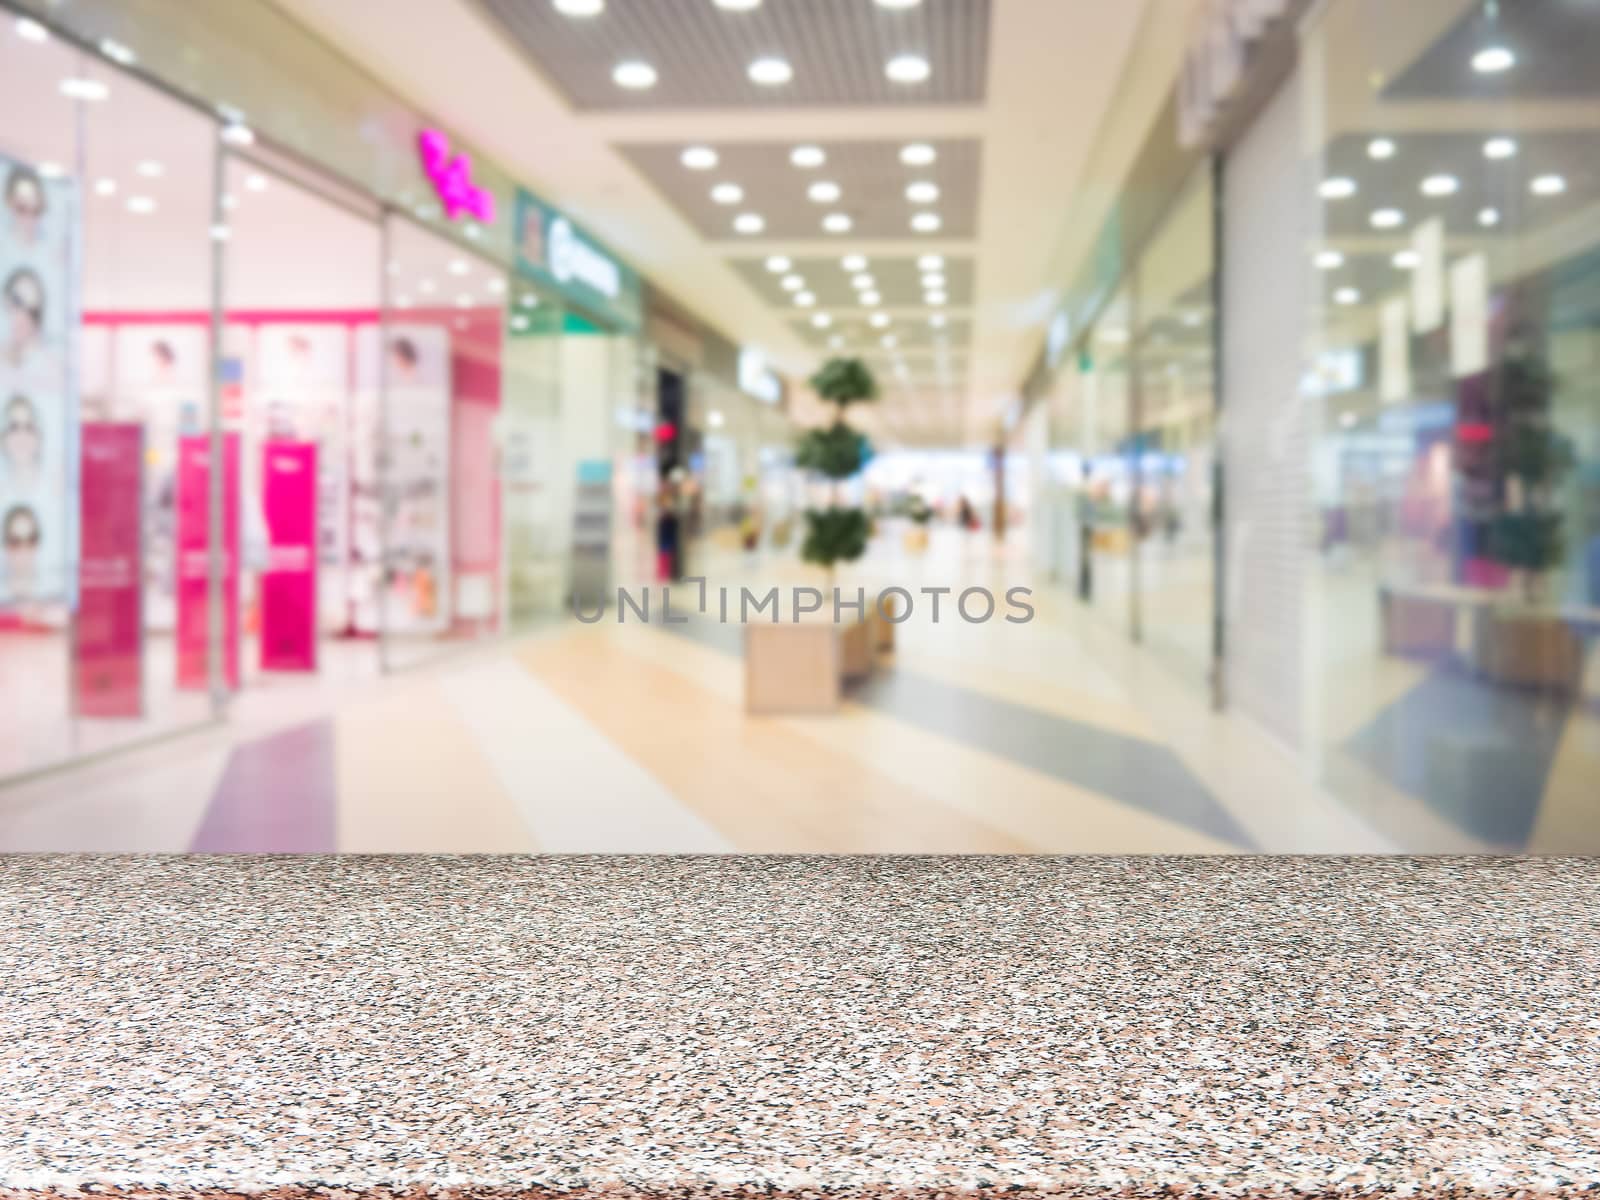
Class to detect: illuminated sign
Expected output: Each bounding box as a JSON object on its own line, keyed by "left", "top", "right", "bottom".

{"left": 417, "top": 128, "right": 495, "bottom": 223}
{"left": 739, "top": 348, "right": 781, "bottom": 405}
{"left": 548, "top": 217, "right": 621, "bottom": 300}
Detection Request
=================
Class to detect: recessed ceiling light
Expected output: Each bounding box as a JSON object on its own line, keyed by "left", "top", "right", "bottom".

{"left": 448, "top": 258, "right": 470, "bottom": 276}
{"left": 851, "top": 275, "right": 874, "bottom": 292}
{"left": 1483, "top": 137, "right": 1517, "bottom": 160}
{"left": 456, "top": 294, "right": 474, "bottom": 309}
{"left": 125, "top": 195, "right": 155, "bottom": 215}
{"left": 398, "top": 296, "right": 415, "bottom": 310}
{"left": 905, "top": 181, "right": 940, "bottom": 204}
{"left": 1370, "top": 207, "right": 1404, "bottom": 229}
{"left": 221, "top": 123, "right": 255, "bottom": 147}
{"left": 875, "top": 0, "right": 923, "bottom": 8}
{"left": 829, "top": 335, "right": 844, "bottom": 348}
{"left": 1472, "top": 45, "right": 1515, "bottom": 73}
{"left": 714, "top": 0, "right": 761, "bottom": 8}
{"left": 245, "top": 172, "right": 269, "bottom": 192}
{"left": 823, "top": 213, "right": 852, "bottom": 233}
{"left": 811, "top": 313, "right": 832, "bottom": 328}
{"left": 734, "top": 212, "right": 765, "bottom": 234}
{"left": 553, "top": 0, "right": 604, "bottom": 13}
{"left": 900, "top": 142, "right": 936, "bottom": 166}
{"left": 808, "top": 181, "right": 842, "bottom": 204}
{"left": 613, "top": 60, "right": 657, "bottom": 89}
{"left": 765, "top": 255, "right": 791, "bottom": 272}
{"left": 418, "top": 279, "right": 437, "bottom": 294}
{"left": 911, "top": 212, "right": 941, "bottom": 233}
{"left": 209, "top": 223, "right": 231, "bottom": 242}
{"left": 1392, "top": 250, "right": 1420, "bottom": 269}
{"left": 917, "top": 254, "right": 944, "bottom": 271}
{"left": 1333, "top": 287, "right": 1361, "bottom": 306}
{"left": 791, "top": 145, "right": 826, "bottom": 168}
{"left": 1314, "top": 250, "right": 1344, "bottom": 269}
{"left": 795, "top": 292, "right": 816, "bottom": 307}
{"left": 487, "top": 277, "right": 506, "bottom": 294}
{"left": 861, "top": 292, "right": 883, "bottom": 308}
{"left": 98, "top": 38, "right": 135, "bottom": 65}
{"left": 1478, "top": 207, "right": 1501, "bottom": 227}
{"left": 521, "top": 293, "right": 539, "bottom": 307}
{"left": 222, "top": 193, "right": 238, "bottom": 210}
{"left": 1420, "top": 174, "right": 1459, "bottom": 196}
{"left": 60, "top": 77, "right": 110, "bottom": 101}
{"left": 921, "top": 272, "right": 946, "bottom": 289}
{"left": 681, "top": 146, "right": 718, "bottom": 170}
{"left": 885, "top": 54, "right": 930, "bottom": 84}
{"left": 929, "top": 314, "right": 947, "bottom": 328}
{"left": 748, "top": 57, "right": 792, "bottom": 85}
{"left": 711, "top": 182, "right": 744, "bottom": 204}
{"left": 93, "top": 178, "right": 116, "bottom": 197}
{"left": 1319, "top": 176, "right": 1357, "bottom": 199}
{"left": 1531, "top": 174, "right": 1566, "bottom": 196}
{"left": 870, "top": 313, "right": 891, "bottom": 328}
{"left": 881, "top": 334, "right": 898, "bottom": 348}
{"left": 134, "top": 160, "right": 164, "bottom": 179}
{"left": 841, "top": 254, "right": 867, "bottom": 272}
{"left": 1367, "top": 137, "right": 1396, "bottom": 160}
{"left": 925, "top": 289, "right": 948, "bottom": 305}
{"left": 14, "top": 16, "right": 49, "bottom": 42}
{"left": 781, "top": 274, "right": 804, "bottom": 291}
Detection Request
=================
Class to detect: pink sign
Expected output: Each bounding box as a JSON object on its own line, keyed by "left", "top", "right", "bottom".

{"left": 75, "top": 423, "right": 144, "bottom": 718}
{"left": 418, "top": 128, "right": 495, "bottom": 222}
{"left": 259, "top": 441, "right": 318, "bottom": 672}
{"left": 176, "top": 433, "right": 240, "bottom": 692}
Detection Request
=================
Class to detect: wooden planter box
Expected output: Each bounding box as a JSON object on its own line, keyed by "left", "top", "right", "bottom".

{"left": 744, "top": 592, "right": 896, "bottom": 714}
{"left": 1471, "top": 609, "right": 1583, "bottom": 692}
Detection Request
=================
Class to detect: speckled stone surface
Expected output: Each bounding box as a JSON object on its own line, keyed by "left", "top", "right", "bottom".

{"left": 1, "top": 855, "right": 1598, "bottom": 1200}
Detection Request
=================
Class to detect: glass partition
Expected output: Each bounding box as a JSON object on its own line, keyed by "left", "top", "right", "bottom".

{"left": 1, "top": 23, "right": 218, "bottom": 778}
{"left": 1297, "top": 0, "right": 1600, "bottom": 849}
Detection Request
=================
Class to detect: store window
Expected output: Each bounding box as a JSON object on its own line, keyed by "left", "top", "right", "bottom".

{"left": 2, "top": 21, "right": 218, "bottom": 777}
{"left": 1081, "top": 288, "right": 1135, "bottom": 628}
{"left": 1294, "top": 0, "right": 1600, "bottom": 848}
{"left": 1133, "top": 168, "right": 1217, "bottom": 690}
{"left": 379, "top": 216, "right": 508, "bottom": 670}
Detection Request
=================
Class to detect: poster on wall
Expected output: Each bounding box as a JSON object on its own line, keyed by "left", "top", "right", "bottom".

{"left": 259, "top": 440, "right": 318, "bottom": 672}
{"left": 112, "top": 323, "right": 209, "bottom": 630}
{"left": 75, "top": 423, "right": 143, "bottom": 717}
{"left": 351, "top": 324, "right": 451, "bottom": 636}
{"left": 175, "top": 432, "right": 240, "bottom": 692}
{"left": 253, "top": 324, "right": 349, "bottom": 628}
{"left": 0, "top": 150, "right": 78, "bottom": 609}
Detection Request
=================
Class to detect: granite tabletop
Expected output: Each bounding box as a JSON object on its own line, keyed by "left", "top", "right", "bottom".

{"left": 1, "top": 855, "right": 1597, "bottom": 1200}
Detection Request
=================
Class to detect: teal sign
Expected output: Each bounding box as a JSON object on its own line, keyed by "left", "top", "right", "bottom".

{"left": 514, "top": 189, "right": 642, "bottom": 332}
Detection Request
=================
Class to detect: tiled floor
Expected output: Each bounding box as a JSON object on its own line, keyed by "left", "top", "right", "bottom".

{"left": 1, "top": 529, "right": 1593, "bottom": 853}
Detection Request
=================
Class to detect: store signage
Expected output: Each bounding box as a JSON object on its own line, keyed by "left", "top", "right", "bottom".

{"left": 75, "top": 423, "right": 143, "bottom": 718}
{"left": 175, "top": 433, "right": 240, "bottom": 692}
{"left": 549, "top": 217, "right": 621, "bottom": 299}
{"left": 259, "top": 441, "right": 318, "bottom": 672}
{"left": 1177, "top": 0, "right": 1290, "bottom": 148}
{"left": 417, "top": 128, "right": 495, "bottom": 223}
{"left": 738, "top": 348, "right": 782, "bottom": 405}
{"left": 514, "top": 189, "right": 643, "bottom": 331}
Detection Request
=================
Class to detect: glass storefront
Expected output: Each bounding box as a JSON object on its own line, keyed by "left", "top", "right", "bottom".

{"left": 1290, "top": 0, "right": 1600, "bottom": 848}
{"left": 0, "top": 7, "right": 649, "bottom": 779}
{"left": 1037, "top": 166, "right": 1219, "bottom": 696}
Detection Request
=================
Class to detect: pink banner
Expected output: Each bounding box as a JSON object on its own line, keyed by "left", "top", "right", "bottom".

{"left": 260, "top": 440, "right": 318, "bottom": 672}
{"left": 75, "top": 423, "right": 143, "bottom": 717}
{"left": 176, "top": 433, "right": 240, "bottom": 692}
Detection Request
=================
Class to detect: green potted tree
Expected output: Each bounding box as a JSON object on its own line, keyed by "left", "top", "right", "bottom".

{"left": 1476, "top": 332, "right": 1581, "bottom": 690}
{"left": 903, "top": 493, "right": 933, "bottom": 553}
{"left": 796, "top": 357, "right": 878, "bottom": 587}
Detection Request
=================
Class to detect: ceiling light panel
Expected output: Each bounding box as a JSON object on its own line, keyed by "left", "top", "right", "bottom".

{"left": 477, "top": 0, "right": 991, "bottom": 109}
{"left": 728, "top": 256, "right": 975, "bottom": 310}
{"left": 616, "top": 139, "right": 980, "bottom": 239}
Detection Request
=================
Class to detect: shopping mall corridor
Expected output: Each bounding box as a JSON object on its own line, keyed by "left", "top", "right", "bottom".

{"left": 0, "top": 530, "right": 1391, "bottom": 854}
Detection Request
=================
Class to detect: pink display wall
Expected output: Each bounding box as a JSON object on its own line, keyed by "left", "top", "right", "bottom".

{"left": 259, "top": 440, "right": 318, "bottom": 671}
{"left": 175, "top": 432, "right": 240, "bottom": 692}
{"left": 75, "top": 423, "right": 144, "bottom": 717}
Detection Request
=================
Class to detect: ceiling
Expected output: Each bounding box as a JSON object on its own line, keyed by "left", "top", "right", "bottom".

{"left": 269, "top": 0, "right": 1162, "bottom": 447}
